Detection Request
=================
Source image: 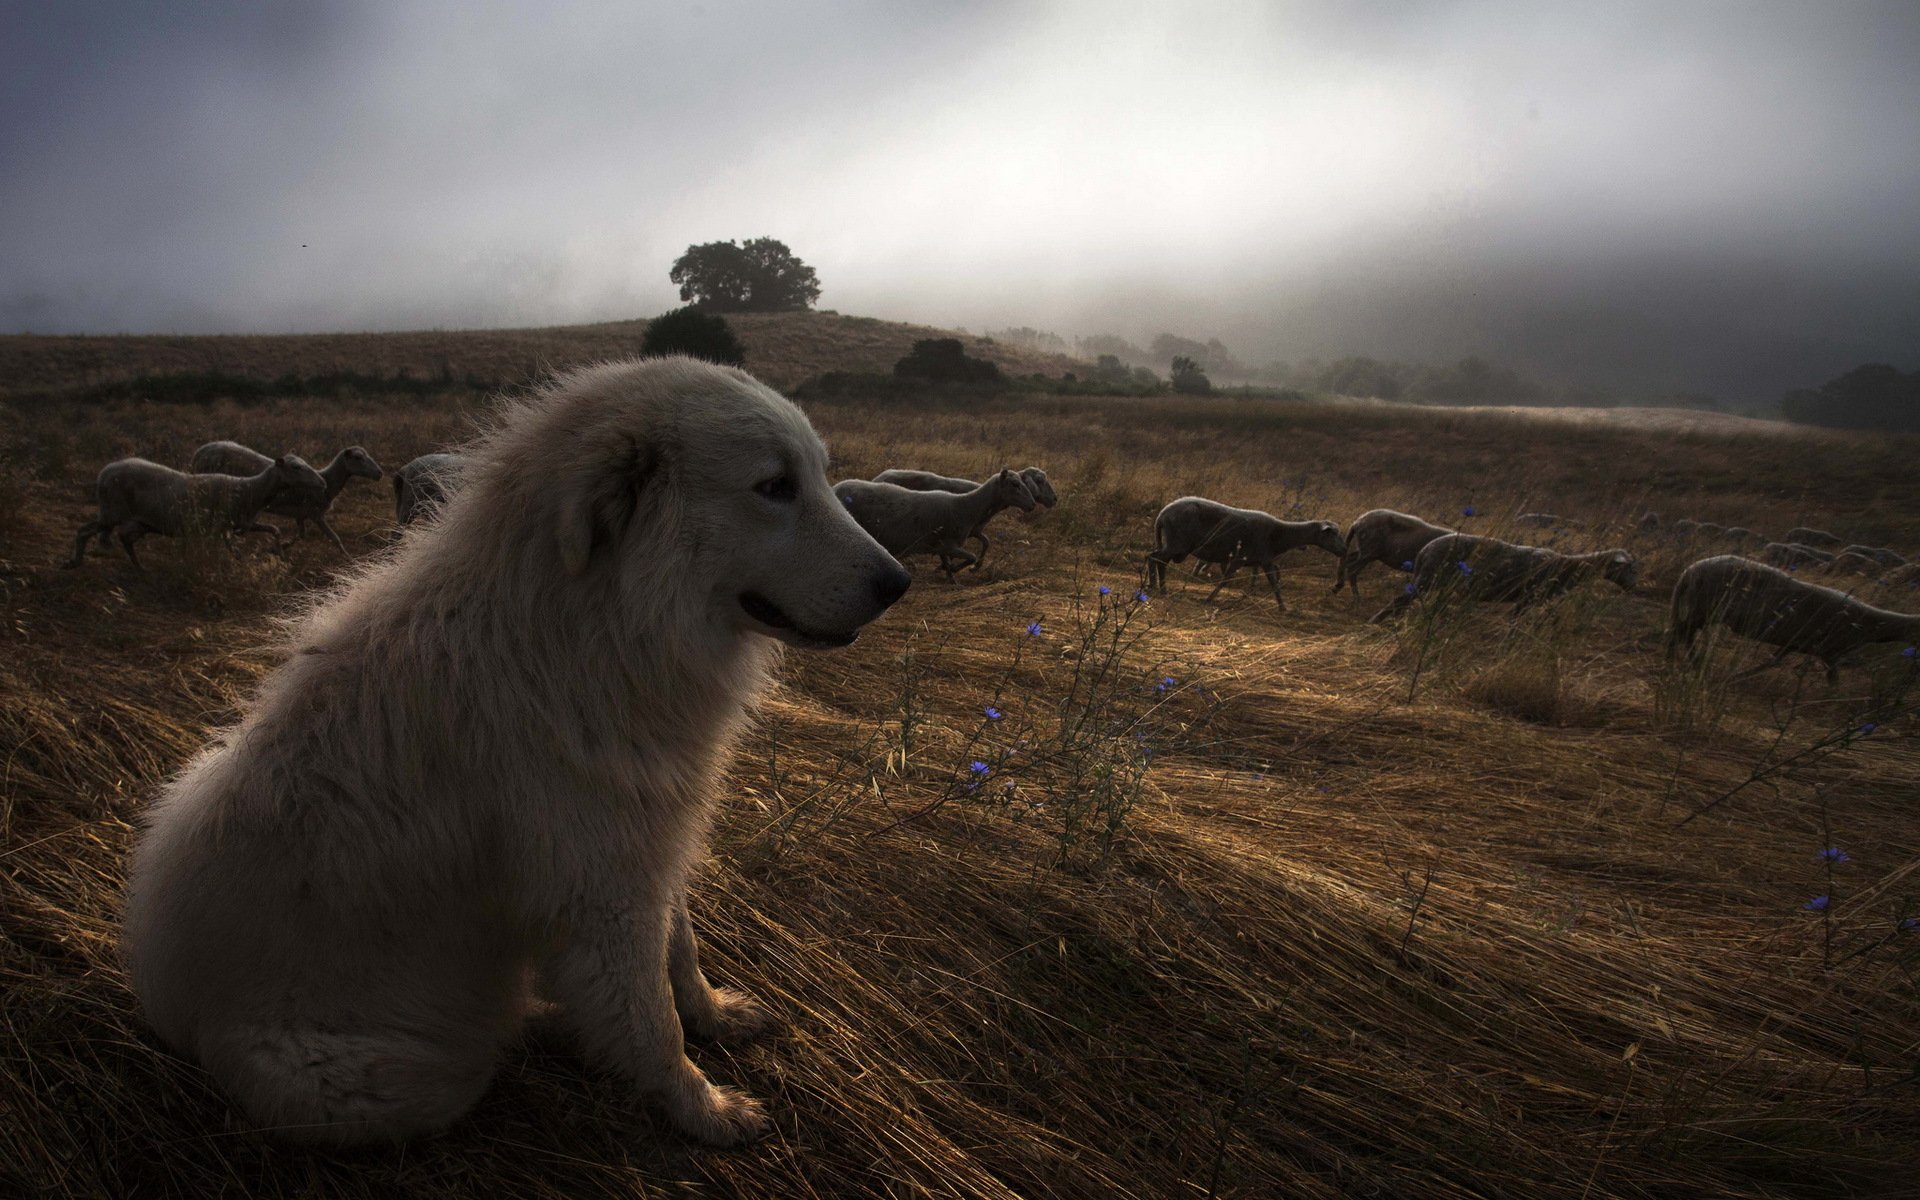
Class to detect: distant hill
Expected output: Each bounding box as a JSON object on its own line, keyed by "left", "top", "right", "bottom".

{"left": 0, "top": 311, "right": 1091, "bottom": 398}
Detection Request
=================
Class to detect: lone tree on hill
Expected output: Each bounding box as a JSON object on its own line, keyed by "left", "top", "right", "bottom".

{"left": 669, "top": 237, "right": 821, "bottom": 312}
{"left": 640, "top": 307, "right": 746, "bottom": 366}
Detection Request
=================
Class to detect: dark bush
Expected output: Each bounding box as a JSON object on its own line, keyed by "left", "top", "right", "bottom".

{"left": 641, "top": 307, "right": 746, "bottom": 366}
{"left": 893, "top": 339, "right": 1004, "bottom": 385}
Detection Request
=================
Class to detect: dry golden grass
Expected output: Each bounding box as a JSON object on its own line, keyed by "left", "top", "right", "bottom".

{"left": 3, "top": 318, "right": 1919, "bottom": 1198}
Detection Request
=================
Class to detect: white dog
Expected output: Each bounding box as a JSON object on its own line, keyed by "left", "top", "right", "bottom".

{"left": 122, "top": 357, "right": 911, "bottom": 1146}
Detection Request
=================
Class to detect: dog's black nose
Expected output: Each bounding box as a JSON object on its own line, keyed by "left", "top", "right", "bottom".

{"left": 873, "top": 563, "right": 911, "bottom": 608}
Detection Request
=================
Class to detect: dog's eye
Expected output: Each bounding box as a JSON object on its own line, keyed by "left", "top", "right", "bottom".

{"left": 753, "top": 475, "right": 797, "bottom": 502}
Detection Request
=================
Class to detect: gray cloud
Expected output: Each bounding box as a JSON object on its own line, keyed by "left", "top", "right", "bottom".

{"left": 3, "top": 0, "right": 1916, "bottom": 401}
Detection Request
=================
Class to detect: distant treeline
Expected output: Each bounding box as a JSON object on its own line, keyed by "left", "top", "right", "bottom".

{"left": 989, "top": 326, "right": 1735, "bottom": 412}
{"left": 1780, "top": 364, "right": 1920, "bottom": 433}
{"left": 10, "top": 368, "right": 499, "bottom": 407}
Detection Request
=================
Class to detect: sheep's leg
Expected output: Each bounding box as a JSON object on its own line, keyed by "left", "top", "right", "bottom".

{"left": 1205, "top": 557, "right": 1245, "bottom": 603}
{"left": 967, "top": 531, "right": 989, "bottom": 572}
{"left": 1145, "top": 551, "right": 1175, "bottom": 591}
{"left": 1369, "top": 591, "right": 1416, "bottom": 624}
{"left": 1329, "top": 550, "right": 1352, "bottom": 594}
{"left": 67, "top": 520, "right": 104, "bottom": 568}
{"left": 114, "top": 523, "right": 148, "bottom": 572}
{"left": 316, "top": 516, "right": 349, "bottom": 556}
{"left": 1265, "top": 563, "right": 1284, "bottom": 610}
{"left": 1344, "top": 557, "right": 1371, "bottom": 597}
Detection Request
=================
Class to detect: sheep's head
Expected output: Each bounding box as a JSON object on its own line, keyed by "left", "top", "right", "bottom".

{"left": 342, "top": 446, "right": 384, "bottom": 481}
{"left": 1603, "top": 550, "right": 1638, "bottom": 592}
{"left": 1018, "top": 467, "right": 1058, "bottom": 507}
{"left": 995, "top": 469, "right": 1037, "bottom": 512}
{"left": 1308, "top": 520, "right": 1346, "bottom": 557}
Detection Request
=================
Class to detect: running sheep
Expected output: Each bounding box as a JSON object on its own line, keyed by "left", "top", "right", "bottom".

{"left": 67, "top": 454, "right": 327, "bottom": 571}
{"left": 1667, "top": 554, "right": 1920, "bottom": 684}
{"left": 834, "top": 470, "right": 1036, "bottom": 582}
{"left": 190, "top": 441, "right": 383, "bottom": 555}
{"left": 1370, "top": 532, "right": 1636, "bottom": 623}
{"left": 869, "top": 465, "right": 1057, "bottom": 570}
{"left": 1146, "top": 496, "right": 1345, "bottom": 610}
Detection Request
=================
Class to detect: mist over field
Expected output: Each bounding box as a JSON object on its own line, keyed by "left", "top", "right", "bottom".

{"left": 3, "top": 0, "right": 1917, "bottom": 405}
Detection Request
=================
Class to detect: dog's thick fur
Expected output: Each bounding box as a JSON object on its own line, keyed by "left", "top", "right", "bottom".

{"left": 122, "top": 357, "right": 911, "bottom": 1147}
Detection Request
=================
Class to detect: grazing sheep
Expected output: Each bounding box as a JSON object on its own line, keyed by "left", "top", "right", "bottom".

{"left": 1667, "top": 554, "right": 1920, "bottom": 684}
{"left": 1146, "top": 496, "right": 1345, "bottom": 610}
{"left": 1694, "top": 521, "right": 1725, "bottom": 538}
{"left": 1370, "top": 533, "right": 1636, "bottom": 623}
{"left": 834, "top": 470, "right": 1036, "bottom": 581}
{"left": 1515, "top": 512, "right": 1583, "bottom": 530}
{"left": 1671, "top": 518, "right": 1699, "bottom": 536}
{"left": 393, "top": 453, "right": 469, "bottom": 528}
{"left": 190, "top": 441, "right": 384, "bottom": 554}
{"left": 1636, "top": 511, "right": 1661, "bottom": 533}
{"left": 1880, "top": 563, "right": 1920, "bottom": 590}
{"left": 68, "top": 455, "right": 326, "bottom": 571}
{"left": 1721, "top": 526, "right": 1765, "bottom": 548}
{"left": 1331, "top": 508, "right": 1454, "bottom": 597}
{"left": 1785, "top": 527, "right": 1846, "bottom": 550}
{"left": 1840, "top": 544, "right": 1907, "bottom": 567}
{"left": 1761, "top": 541, "right": 1836, "bottom": 571}
{"left": 1825, "top": 551, "right": 1887, "bottom": 578}
{"left": 870, "top": 465, "right": 1057, "bottom": 570}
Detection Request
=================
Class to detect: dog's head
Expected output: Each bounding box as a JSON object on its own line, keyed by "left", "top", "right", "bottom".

{"left": 539, "top": 358, "right": 910, "bottom": 650}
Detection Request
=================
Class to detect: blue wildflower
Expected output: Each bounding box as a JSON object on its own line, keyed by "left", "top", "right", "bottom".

{"left": 970, "top": 760, "right": 989, "bottom": 775}
{"left": 1403, "top": 582, "right": 1417, "bottom": 594}
{"left": 1097, "top": 585, "right": 1111, "bottom": 596}
{"left": 1903, "top": 917, "right": 1919, "bottom": 932}
{"left": 1402, "top": 560, "right": 1414, "bottom": 570}
{"left": 984, "top": 706, "right": 1002, "bottom": 720}
{"left": 1805, "top": 895, "right": 1831, "bottom": 912}
{"left": 1026, "top": 621, "right": 1042, "bottom": 636}
{"left": 1859, "top": 722, "right": 1877, "bottom": 735}
{"left": 1457, "top": 560, "right": 1474, "bottom": 576}
{"left": 1904, "top": 646, "right": 1916, "bottom": 658}
{"left": 1818, "top": 847, "right": 1851, "bottom": 864}
{"left": 1462, "top": 505, "right": 1477, "bottom": 517}
{"left": 1135, "top": 590, "right": 1150, "bottom": 604}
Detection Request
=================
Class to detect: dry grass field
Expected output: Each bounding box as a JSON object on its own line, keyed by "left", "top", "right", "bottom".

{"left": 2, "top": 313, "right": 1918, "bottom": 1199}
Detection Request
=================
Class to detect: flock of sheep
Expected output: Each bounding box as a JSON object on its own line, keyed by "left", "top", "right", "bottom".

{"left": 65, "top": 437, "right": 1920, "bottom": 686}
{"left": 64, "top": 442, "right": 472, "bottom": 571}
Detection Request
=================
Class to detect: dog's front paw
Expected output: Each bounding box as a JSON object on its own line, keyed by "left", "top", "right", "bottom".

{"left": 686, "top": 987, "right": 773, "bottom": 1044}
{"left": 667, "top": 1076, "right": 771, "bottom": 1146}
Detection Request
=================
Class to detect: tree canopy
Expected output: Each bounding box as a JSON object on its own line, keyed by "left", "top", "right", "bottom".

{"left": 669, "top": 238, "right": 821, "bottom": 312}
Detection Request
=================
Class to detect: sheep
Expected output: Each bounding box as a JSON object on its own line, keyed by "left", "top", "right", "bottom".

{"left": 1370, "top": 532, "right": 1636, "bottom": 623}
{"left": 870, "top": 465, "right": 1057, "bottom": 570}
{"left": 1880, "top": 563, "right": 1920, "bottom": 590}
{"left": 392, "top": 452, "right": 468, "bottom": 528}
{"left": 1721, "top": 526, "right": 1765, "bottom": 548}
{"left": 190, "top": 441, "right": 383, "bottom": 554}
{"left": 1331, "top": 508, "right": 1454, "bottom": 597}
{"left": 1667, "top": 554, "right": 1920, "bottom": 684}
{"left": 833, "top": 470, "right": 1036, "bottom": 582}
{"left": 1515, "top": 512, "right": 1583, "bottom": 530}
{"left": 1761, "top": 541, "right": 1835, "bottom": 571}
{"left": 1840, "top": 544, "right": 1907, "bottom": 567}
{"left": 1146, "top": 496, "right": 1345, "bottom": 610}
{"left": 1636, "top": 511, "right": 1662, "bottom": 533}
{"left": 1824, "top": 551, "right": 1887, "bottom": 578}
{"left": 1693, "top": 521, "right": 1726, "bottom": 539}
{"left": 1785, "top": 526, "right": 1846, "bottom": 550}
{"left": 67, "top": 454, "right": 327, "bottom": 571}
{"left": 1671, "top": 518, "right": 1699, "bottom": 536}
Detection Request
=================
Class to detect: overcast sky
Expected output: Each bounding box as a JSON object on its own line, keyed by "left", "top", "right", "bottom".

{"left": 3, "top": 0, "right": 1916, "bottom": 398}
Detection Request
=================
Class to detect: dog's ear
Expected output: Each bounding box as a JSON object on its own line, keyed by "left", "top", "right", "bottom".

{"left": 557, "top": 435, "right": 661, "bottom": 576}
